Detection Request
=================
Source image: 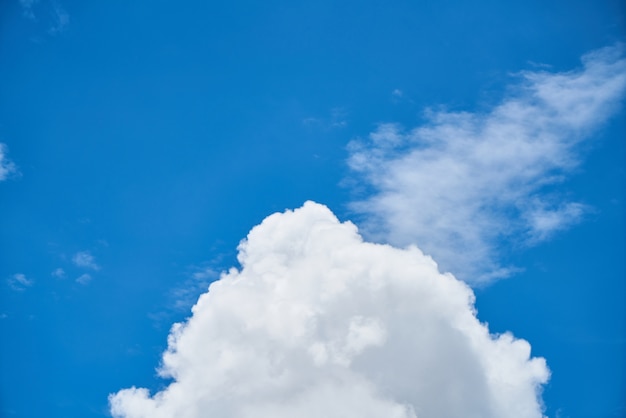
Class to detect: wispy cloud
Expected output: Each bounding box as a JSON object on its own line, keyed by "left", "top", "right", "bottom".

{"left": 76, "top": 274, "right": 92, "bottom": 285}
{"left": 149, "top": 266, "right": 220, "bottom": 328}
{"left": 7, "top": 273, "right": 34, "bottom": 291}
{"left": 18, "top": 0, "right": 69, "bottom": 34}
{"left": 170, "top": 267, "right": 218, "bottom": 312}
{"left": 51, "top": 267, "right": 66, "bottom": 278}
{"left": 110, "top": 202, "right": 548, "bottom": 418}
{"left": 329, "top": 107, "right": 348, "bottom": 128}
{"left": 0, "top": 143, "right": 18, "bottom": 181}
{"left": 72, "top": 251, "right": 100, "bottom": 270}
{"left": 48, "top": 2, "right": 69, "bottom": 34}
{"left": 348, "top": 45, "right": 626, "bottom": 283}
{"left": 523, "top": 201, "right": 587, "bottom": 244}
{"left": 303, "top": 107, "right": 349, "bottom": 130}
{"left": 19, "top": 0, "right": 38, "bottom": 19}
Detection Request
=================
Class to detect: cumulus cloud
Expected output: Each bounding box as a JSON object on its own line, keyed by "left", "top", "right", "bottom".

{"left": 0, "top": 143, "right": 18, "bottom": 181}
{"left": 347, "top": 45, "right": 626, "bottom": 283}
{"left": 72, "top": 251, "right": 100, "bottom": 270}
{"left": 7, "top": 273, "right": 33, "bottom": 291}
{"left": 110, "top": 202, "right": 549, "bottom": 418}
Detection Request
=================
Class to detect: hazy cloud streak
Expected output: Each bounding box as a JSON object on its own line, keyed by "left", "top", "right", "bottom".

{"left": 348, "top": 45, "right": 626, "bottom": 283}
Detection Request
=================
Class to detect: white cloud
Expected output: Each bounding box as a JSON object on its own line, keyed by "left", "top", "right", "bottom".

{"left": 72, "top": 251, "right": 100, "bottom": 270}
{"left": 51, "top": 267, "right": 66, "bottom": 278}
{"left": 76, "top": 273, "right": 92, "bottom": 285}
{"left": 110, "top": 202, "right": 548, "bottom": 418}
{"left": 7, "top": 273, "right": 33, "bottom": 291}
{"left": 0, "top": 143, "right": 18, "bottom": 181}
{"left": 347, "top": 45, "right": 626, "bottom": 283}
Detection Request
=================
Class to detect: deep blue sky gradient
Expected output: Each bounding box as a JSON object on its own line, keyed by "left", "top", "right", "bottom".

{"left": 1, "top": 1, "right": 624, "bottom": 417}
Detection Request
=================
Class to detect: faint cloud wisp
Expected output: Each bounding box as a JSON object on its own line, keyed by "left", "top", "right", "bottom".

{"left": 18, "top": 0, "right": 69, "bottom": 34}
{"left": 148, "top": 266, "right": 219, "bottom": 328}
{"left": 76, "top": 274, "right": 92, "bottom": 285}
{"left": 48, "top": 2, "right": 69, "bottom": 34}
{"left": 0, "top": 143, "right": 18, "bottom": 181}
{"left": 303, "top": 107, "right": 349, "bottom": 130}
{"left": 7, "top": 273, "right": 34, "bottom": 291}
{"left": 170, "top": 267, "right": 218, "bottom": 312}
{"left": 51, "top": 267, "right": 66, "bottom": 278}
{"left": 19, "top": 0, "right": 38, "bottom": 18}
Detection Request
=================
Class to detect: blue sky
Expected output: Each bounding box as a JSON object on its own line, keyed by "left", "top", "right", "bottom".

{"left": 0, "top": 1, "right": 624, "bottom": 417}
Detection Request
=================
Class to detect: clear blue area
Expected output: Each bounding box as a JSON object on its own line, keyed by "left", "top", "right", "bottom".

{"left": 0, "top": 0, "right": 624, "bottom": 417}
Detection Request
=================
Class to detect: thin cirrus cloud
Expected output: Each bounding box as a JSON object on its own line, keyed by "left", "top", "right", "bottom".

{"left": 72, "top": 251, "right": 100, "bottom": 271}
{"left": 110, "top": 202, "right": 549, "bottom": 418}
{"left": 347, "top": 45, "right": 626, "bottom": 283}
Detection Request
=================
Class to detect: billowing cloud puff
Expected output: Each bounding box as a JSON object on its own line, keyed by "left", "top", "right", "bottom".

{"left": 348, "top": 45, "right": 626, "bottom": 283}
{"left": 110, "top": 202, "right": 549, "bottom": 418}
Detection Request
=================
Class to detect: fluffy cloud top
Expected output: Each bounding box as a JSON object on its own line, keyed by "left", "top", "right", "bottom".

{"left": 110, "top": 202, "right": 548, "bottom": 418}
{"left": 348, "top": 45, "right": 626, "bottom": 282}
